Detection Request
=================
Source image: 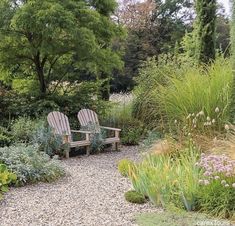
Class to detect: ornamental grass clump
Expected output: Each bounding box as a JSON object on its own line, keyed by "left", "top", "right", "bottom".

{"left": 196, "top": 154, "right": 235, "bottom": 219}
{"left": 134, "top": 57, "right": 232, "bottom": 132}
{"left": 158, "top": 58, "right": 232, "bottom": 131}
{"left": 128, "top": 145, "right": 202, "bottom": 211}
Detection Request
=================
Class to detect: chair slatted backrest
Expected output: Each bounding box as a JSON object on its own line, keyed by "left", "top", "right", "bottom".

{"left": 77, "top": 109, "right": 100, "bottom": 132}
{"left": 47, "top": 111, "right": 72, "bottom": 141}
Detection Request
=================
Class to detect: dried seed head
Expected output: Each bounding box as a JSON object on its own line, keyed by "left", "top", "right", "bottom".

{"left": 199, "top": 111, "right": 204, "bottom": 116}
{"left": 225, "top": 124, "right": 229, "bottom": 131}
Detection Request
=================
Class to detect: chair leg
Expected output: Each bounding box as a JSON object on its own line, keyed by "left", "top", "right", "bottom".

{"left": 86, "top": 146, "right": 90, "bottom": 156}
{"left": 65, "top": 148, "right": 70, "bottom": 159}
{"left": 114, "top": 142, "right": 119, "bottom": 151}
{"left": 63, "top": 135, "right": 70, "bottom": 159}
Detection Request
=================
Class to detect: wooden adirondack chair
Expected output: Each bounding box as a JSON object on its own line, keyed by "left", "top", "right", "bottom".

{"left": 47, "top": 111, "right": 91, "bottom": 158}
{"left": 77, "top": 109, "right": 121, "bottom": 151}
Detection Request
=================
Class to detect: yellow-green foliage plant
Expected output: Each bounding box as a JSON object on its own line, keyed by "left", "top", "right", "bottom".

{"left": 118, "top": 159, "right": 134, "bottom": 177}
{"left": 129, "top": 144, "right": 202, "bottom": 211}
{"left": 0, "top": 164, "right": 17, "bottom": 199}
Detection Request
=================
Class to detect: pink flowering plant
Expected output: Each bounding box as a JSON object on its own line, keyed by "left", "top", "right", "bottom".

{"left": 195, "top": 153, "right": 235, "bottom": 219}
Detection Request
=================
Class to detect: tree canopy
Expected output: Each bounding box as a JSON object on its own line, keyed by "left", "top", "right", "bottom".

{"left": 0, "top": 0, "right": 124, "bottom": 97}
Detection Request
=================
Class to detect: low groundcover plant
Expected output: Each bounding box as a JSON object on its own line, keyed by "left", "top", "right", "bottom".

{"left": 0, "top": 144, "right": 65, "bottom": 186}
{"left": 0, "top": 164, "right": 17, "bottom": 199}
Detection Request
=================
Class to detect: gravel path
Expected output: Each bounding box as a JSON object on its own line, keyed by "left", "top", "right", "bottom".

{"left": 0, "top": 146, "right": 160, "bottom": 226}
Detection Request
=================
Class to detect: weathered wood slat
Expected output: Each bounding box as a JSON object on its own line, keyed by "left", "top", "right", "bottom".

{"left": 78, "top": 109, "right": 99, "bottom": 126}
{"left": 103, "top": 137, "right": 120, "bottom": 144}
{"left": 100, "top": 126, "right": 121, "bottom": 131}
{"left": 48, "top": 111, "right": 71, "bottom": 138}
{"left": 70, "top": 140, "right": 90, "bottom": 147}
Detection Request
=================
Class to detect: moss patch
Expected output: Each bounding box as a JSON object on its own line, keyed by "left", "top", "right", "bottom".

{"left": 125, "top": 190, "right": 147, "bottom": 204}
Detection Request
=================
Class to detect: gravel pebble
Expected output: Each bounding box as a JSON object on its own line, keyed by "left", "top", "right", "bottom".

{"left": 0, "top": 146, "right": 161, "bottom": 226}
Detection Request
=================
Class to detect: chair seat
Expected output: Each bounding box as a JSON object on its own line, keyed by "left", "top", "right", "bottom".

{"left": 69, "top": 140, "right": 91, "bottom": 147}
{"left": 103, "top": 137, "right": 120, "bottom": 144}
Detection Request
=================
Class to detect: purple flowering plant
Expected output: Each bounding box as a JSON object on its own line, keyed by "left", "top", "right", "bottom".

{"left": 196, "top": 153, "right": 235, "bottom": 188}
{"left": 195, "top": 153, "right": 235, "bottom": 218}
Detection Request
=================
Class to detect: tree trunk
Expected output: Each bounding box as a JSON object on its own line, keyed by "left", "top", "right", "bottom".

{"left": 38, "top": 67, "right": 46, "bottom": 95}
{"left": 34, "top": 53, "right": 47, "bottom": 97}
{"left": 100, "top": 72, "right": 110, "bottom": 100}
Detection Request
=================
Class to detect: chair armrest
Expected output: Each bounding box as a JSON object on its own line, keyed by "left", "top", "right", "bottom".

{"left": 71, "top": 130, "right": 92, "bottom": 134}
{"left": 100, "top": 126, "right": 121, "bottom": 131}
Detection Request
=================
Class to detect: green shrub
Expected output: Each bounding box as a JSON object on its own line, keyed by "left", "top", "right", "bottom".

{"left": 11, "top": 117, "right": 44, "bottom": 142}
{"left": 0, "top": 144, "right": 65, "bottom": 186}
{"left": 0, "top": 164, "right": 17, "bottom": 199}
{"left": 0, "top": 81, "right": 108, "bottom": 127}
{"left": 102, "top": 101, "right": 145, "bottom": 145}
{"left": 80, "top": 122, "right": 106, "bottom": 153}
{"left": 125, "top": 190, "right": 147, "bottom": 204}
{"left": 11, "top": 118, "right": 67, "bottom": 157}
{"left": 0, "top": 134, "right": 11, "bottom": 147}
{"left": 118, "top": 159, "right": 134, "bottom": 177}
{"left": 90, "top": 132, "right": 105, "bottom": 153}
{"left": 0, "top": 126, "right": 13, "bottom": 147}
{"left": 120, "top": 119, "right": 145, "bottom": 145}
{"left": 32, "top": 125, "right": 65, "bottom": 157}
{"left": 0, "top": 134, "right": 12, "bottom": 147}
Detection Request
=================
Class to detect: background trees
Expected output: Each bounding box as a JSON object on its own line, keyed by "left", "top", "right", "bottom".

{"left": 111, "top": 0, "right": 194, "bottom": 92}
{"left": 196, "top": 0, "right": 217, "bottom": 64}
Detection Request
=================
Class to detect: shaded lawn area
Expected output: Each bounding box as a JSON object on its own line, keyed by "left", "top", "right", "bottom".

{"left": 136, "top": 211, "right": 234, "bottom": 226}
